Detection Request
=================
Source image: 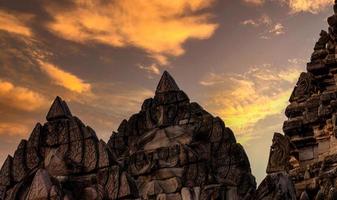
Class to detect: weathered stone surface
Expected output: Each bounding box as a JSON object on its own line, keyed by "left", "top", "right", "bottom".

{"left": 0, "top": 185, "right": 6, "bottom": 200}
{"left": 199, "top": 185, "right": 226, "bottom": 200}
{"left": 26, "top": 147, "right": 40, "bottom": 170}
{"left": 83, "top": 138, "right": 98, "bottom": 172}
{"left": 46, "top": 96, "right": 72, "bottom": 121}
{"left": 153, "top": 168, "right": 184, "bottom": 180}
{"left": 27, "top": 123, "right": 42, "bottom": 148}
{"left": 256, "top": 172, "right": 296, "bottom": 200}
{"left": 266, "top": 133, "right": 291, "bottom": 173}
{"left": 49, "top": 185, "right": 63, "bottom": 200}
{"left": 157, "top": 193, "right": 182, "bottom": 200}
{"left": 80, "top": 187, "right": 98, "bottom": 200}
{"left": 181, "top": 187, "right": 200, "bottom": 200}
{"left": 12, "top": 140, "right": 27, "bottom": 183}
{"left": 156, "top": 71, "right": 180, "bottom": 93}
{"left": 118, "top": 172, "right": 138, "bottom": 198}
{"left": 0, "top": 156, "right": 12, "bottom": 187}
{"left": 97, "top": 140, "right": 111, "bottom": 168}
{"left": 26, "top": 169, "right": 53, "bottom": 200}
{"left": 44, "top": 148, "right": 69, "bottom": 176}
{"left": 104, "top": 166, "right": 120, "bottom": 199}
{"left": 299, "top": 191, "right": 310, "bottom": 200}
{"left": 68, "top": 140, "right": 83, "bottom": 166}
{"left": 289, "top": 72, "right": 317, "bottom": 102}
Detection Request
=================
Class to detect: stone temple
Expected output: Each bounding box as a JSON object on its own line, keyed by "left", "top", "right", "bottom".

{"left": 6, "top": 2, "right": 337, "bottom": 200}
{"left": 0, "top": 71, "right": 256, "bottom": 200}
{"left": 256, "top": 1, "right": 337, "bottom": 200}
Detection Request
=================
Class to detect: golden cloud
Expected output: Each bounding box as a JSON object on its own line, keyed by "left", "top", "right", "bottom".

{"left": 0, "top": 122, "right": 30, "bottom": 137}
{"left": 200, "top": 64, "right": 302, "bottom": 143}
{"left": 285, "top": 0, "right": 332, "bottom": 13}
{"left": 45, "top": 0, "right": 218, "bottom": 64}
{"left": 0, "top": 10, "right": 32, "bottom": 36}
{"left": 38, "top": 60, "right": 91, "bottom": 93}
{"left": 0, "top": 80, "right": 48, "bottom": 111}
{"left": 242, "top": 0, "right": 332, "bottom": 13}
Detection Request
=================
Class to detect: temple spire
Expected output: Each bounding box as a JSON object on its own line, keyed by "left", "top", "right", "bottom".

{"left": 155, "top": 71, "right": 180, "bottom": 93}
{"left": 46, "top": 96, "right": 72, "bottom": 121}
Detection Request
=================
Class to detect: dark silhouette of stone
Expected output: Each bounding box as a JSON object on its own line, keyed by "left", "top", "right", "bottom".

{"left": 46, "top": 96, "right": 72, "bottom": 121}
{"left": 156, "top": 70, "right": 180, "bottom": 93}
{"left": 255, "top": 172, "right": 296, "bottom": 200}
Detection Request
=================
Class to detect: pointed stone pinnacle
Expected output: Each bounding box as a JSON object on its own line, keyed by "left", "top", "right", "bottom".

{"left": 156, "top": 71, "right": 180, "bottom": 93}
{"left": 46, "top": 96, "right": 72, "bottom": 121}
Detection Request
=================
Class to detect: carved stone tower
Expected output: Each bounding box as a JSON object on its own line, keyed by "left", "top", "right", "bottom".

{"left": 258, "top": 1, "right": 337, "bottom": 199}
{"left": 0, "top": 71, "right": 257, "bottom": 200}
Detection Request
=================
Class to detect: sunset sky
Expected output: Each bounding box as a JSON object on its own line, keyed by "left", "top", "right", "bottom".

{"left": 0, "top": 0, "right": 334, "bottom": 184}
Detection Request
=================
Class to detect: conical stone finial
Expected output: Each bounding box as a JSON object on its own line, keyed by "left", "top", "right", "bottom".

{"left": 46, "top": 96, "right": 72, "bottom": 121}
{"left": 156, "top": 71, "right": 180, "bottom": 93}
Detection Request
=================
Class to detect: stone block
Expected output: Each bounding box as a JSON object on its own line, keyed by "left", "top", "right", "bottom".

{"left": 83, "top": 138, "right": 98, "bottom": 172}
{"left": 26, "top": 169, "right": 53, "bottom": 200}
{"left": 26, "top": 147, "right": 40, "bottom": 170}
{"left": 97, "top": 140, "right": 111, "bottom": 169}
{"left": 299, "top": 147, "right": 315, "bottom": 161}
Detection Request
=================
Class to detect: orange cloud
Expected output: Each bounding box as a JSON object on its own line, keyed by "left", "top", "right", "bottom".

{"left": 0, "top": 10, "right": 32, "bottom": 36}
{"left": 0, "top": 122, "right": 30, "bottom": 137}
{"left": 200, "top": 64, "right": 302, "bottom": 143}
{"left": 0, "top": 80, "right": 48, "bottom": 111}
{"left": 45, "top": 0, "right": 218, "bottom": 64}
{"left": 242, "top": 0, "right": 332, "bottom": 13}
{"left": 38, "top": 60, "right": 91, "bottom": 93}
{"left": 285, "top": 0, "right": 332, "bottom": 13}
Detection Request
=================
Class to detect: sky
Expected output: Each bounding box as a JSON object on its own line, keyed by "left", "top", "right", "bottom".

{"left": 0, "top": 0, "right": 334, "bottom": 184}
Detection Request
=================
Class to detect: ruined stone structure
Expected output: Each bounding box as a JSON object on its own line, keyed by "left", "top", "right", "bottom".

{"left": 257, "top": 1, "right": 337, "bottom": 199}
{"left": 0, "top": 96, "right": 131, "bottom": 200}
{"left": 0, "top": 71, "right": 256, "bottom": 200}
{"left": 6, "top": 2, "right": 337, "bottom": 199}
